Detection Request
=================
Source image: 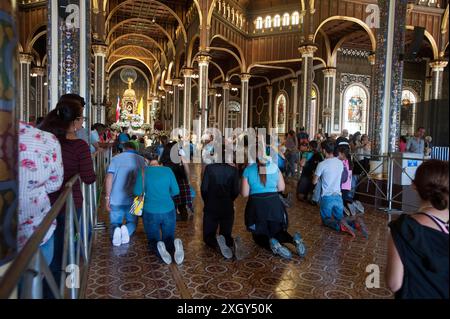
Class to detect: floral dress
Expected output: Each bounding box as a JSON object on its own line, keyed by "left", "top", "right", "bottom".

{"left": 17, "top": 122, "right": 64, "bottom": 250}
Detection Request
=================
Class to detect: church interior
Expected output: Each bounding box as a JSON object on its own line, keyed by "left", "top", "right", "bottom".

{"left": 0, "top": 0, "right": 448, "bottom": 301}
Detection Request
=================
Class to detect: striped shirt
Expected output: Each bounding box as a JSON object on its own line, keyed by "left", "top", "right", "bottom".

{"left": 49, "top": 138, "right": 96, "bottom": 209}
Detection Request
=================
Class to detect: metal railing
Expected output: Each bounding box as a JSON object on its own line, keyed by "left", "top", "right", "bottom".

{"left": 351, "top": 152, "right": 438, "bottom": 222}
{"left": 0, "top": 147, "right": 112, "bottom": 299}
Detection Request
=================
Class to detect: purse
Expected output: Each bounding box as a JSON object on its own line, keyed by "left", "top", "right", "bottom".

{"left": 130, "top": 168, "right": 145, "bottom": 216}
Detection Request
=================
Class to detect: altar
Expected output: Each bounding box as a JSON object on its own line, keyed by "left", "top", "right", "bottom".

{"left": 112, "top": 69, "right": 148, "bottom": 133}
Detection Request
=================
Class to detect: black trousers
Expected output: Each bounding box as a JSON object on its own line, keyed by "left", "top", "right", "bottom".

{"left": 252, "top": 221, "right": 294, "bottom": 251}
{"left": 203, "top": 209, "right": 235, "bottom": 248}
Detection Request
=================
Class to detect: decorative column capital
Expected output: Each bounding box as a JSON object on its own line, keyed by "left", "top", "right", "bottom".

{"left": 92, "top": 44, "right": 108, "bottom": 56}
{"left": 240, "top": 73, "right": 251, "bottom": 81}
{"left": 368, "top": 53, "right": 376, "bottom": 65}
{"left": 172, "top": 78, "right": 182, "bottom": 86}
{"left": 430, "top": 60, "right": 448, "bottom": 71}
{"left": 208, "top": 88, "right": 217, "bottom": 95}
{"left": 31, "top": 67, "right": 45, "bottom": 77}
{"left": 298, "top": 44, "right": 317, "bottom": 57}
{"left": 182, "top": 67, "right": 194, "bottom": 78}
{"left": 222, "top": 82, "right": 232, "bottom": 90}
{"left": 322, "top": 67, "right": 336, "bottom": 77}
{"left": 322, "top": 108, "right": 332, "bottom": 117}
{"left": 290, "top": 79, "right": 298, "bottom": 86}
{"left": 19, "top": 53, "right": 33, "bottom": 64}
{"left": 266, "top": 85, "right": 273, "bottom": 94}
{"left": 197, "top": 53, "right": 212, "bottom": 66}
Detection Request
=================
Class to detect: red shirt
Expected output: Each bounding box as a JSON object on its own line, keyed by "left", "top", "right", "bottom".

{"left": 49, "top": 139, "right": 96, "bottom": 209}
{"left": 399, "top": 140, "right": 407, "bottom": 152}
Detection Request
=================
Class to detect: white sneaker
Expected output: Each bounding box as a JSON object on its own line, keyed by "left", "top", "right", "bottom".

{"left": 157, "top": 241, "right": 172, "bottom": 264}
{"left": 112, "top": 227, "right": 122, "bottom": 247}
{"left": 174, "top": 238, "right": 184, "bottom": 265}
{"left": 216, "top": 235, "right": 233, "bottom": 259}
{"left": 121, "top": 225, "right": 130, "bottom": 244}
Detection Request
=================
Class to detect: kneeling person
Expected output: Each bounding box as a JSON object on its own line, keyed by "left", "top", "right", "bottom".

{"left": 313, "top": 140, "right": 355, "bottom": 237}
{"left": 201, "top": 150, "right": 242, "bottom": 259}
{"left": 105, "top": 142, "right": 145, "bottom": 246}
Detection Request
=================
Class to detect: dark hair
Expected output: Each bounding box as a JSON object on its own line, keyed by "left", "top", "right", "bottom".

{"left": 160, "top": 135, "right": 169, "bottom": 145}
{"left": 123, "top": 142, "right": 136, "bottom": 150}
{"left": 91, "top": 123, "right": 105, "bottom": 131}
{"left": 40, "top": 100, "right": 83, "bottom": 140}
{"left": 131, "top": 135, "right": 137, "bottom": 140}
{"left": 35, "top": 117, "right": 44, "bottom": 127}
{"left": 322, "top": 140, "right": 335, "bottom": 155}
{"left": 58, "top": 93, "right": 85, "bottom": 107}
{"left": 142, "top": 150, "right": 159, "bottom": 162}
{"left": 413, "top": 160, "right": 449, "bottom": 210}
{"left": 309, "top": 140, "right": 318, "bottom": 151}
{"left": 400, "top": 136, "right": 407, "bottom": 143}
{"left": 417, "top": 127, "right": 425, "bottom": 131}
{"left": 337, "top": 146, "right": 353, "bottom": 170}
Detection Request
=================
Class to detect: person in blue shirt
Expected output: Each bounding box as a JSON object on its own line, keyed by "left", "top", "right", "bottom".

{"left": 134, "top": 151, "right": 184, "bottom": 265}
{"left": 241, "top": 151, "right": 306, "bottom": 260}
{"left": 105, "top": 142, "right": 146, "bottom": 247}
{"left": 117, "top": 127, "right": 130, "bottom": 153}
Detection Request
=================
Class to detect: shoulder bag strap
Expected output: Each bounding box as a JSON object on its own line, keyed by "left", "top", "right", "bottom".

{"left": 141, "top": 167, "right": 145, "bottom": 196}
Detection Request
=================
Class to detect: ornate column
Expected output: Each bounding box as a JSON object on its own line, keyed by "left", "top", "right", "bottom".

{"left": 31, "top": 67, "right": 45, "bottom": 118}
{"left": 93, "top": 43, "right": 107, "bottom": 124}
{"left": 19, "top": 53, "right": 32, "bottom": 122}
{"left": 198, "top": 54, "right": 211, "bottom": 135}
{"left": 182, "top": 68, "right": 193, "bottom": 135}
{"left": 240, "top": 73, "right": 251, "bottom": 130}
{"left": 0, "top": 0, "right": 19, "bottom": 276}
{"left": 208, "top": 88, "right": 217, "bottom": 128}
{"left": 48, "top": 0, "right": 91, "bottom": 126}
{"left": 290, "top": 79, "right": 299, "bottom": 130}
{"left": 221, "top": 82, "right": 231, "bottom": 132}
{"left": 172, "top": 78, "right": 182, "bottom": 129}
{"left": 429, "top": 60, "right": 448, "bottom": 100}
{"left": 371, "top": 0, "right": 407, "bottom": 154}
{"left": 298, "top": 44, "right": 317, "bottom": 138}
{"left": 322, "top": 68, "right": 336, "bottom": 134}
{"left": 266, "top": 85, "right": 273, "bottom": 130}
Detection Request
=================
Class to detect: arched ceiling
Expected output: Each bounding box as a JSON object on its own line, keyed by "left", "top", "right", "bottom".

{"left": 107, "top": 0, "right": 192, "bottom": 82}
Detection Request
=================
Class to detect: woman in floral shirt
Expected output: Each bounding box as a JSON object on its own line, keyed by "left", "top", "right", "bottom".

{"left": 18, "top": 122, "right": 64, "bottom": 264}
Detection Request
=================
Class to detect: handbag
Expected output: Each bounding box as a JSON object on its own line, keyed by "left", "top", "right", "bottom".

{"left": 130, "top": 168, "right": 145, "bottom": 216}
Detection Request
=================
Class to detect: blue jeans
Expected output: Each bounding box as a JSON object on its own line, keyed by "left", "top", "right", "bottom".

{"left": 110, "top": 204, "right": 137, "bottom": 238}
{"left": 40, "top": 234, "right": 54, "bottom": 265}
{"left": 143, "top": 209, "right": 176, "bottom": 254}
{"left": 320, "top": 195, "right": 344, "bottom": 231}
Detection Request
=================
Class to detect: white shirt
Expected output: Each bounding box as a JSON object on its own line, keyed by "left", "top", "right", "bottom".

{"left": 315, "top": 157, "right": 344, "bottom": 197}
{"left": 18, "top": 122, "right": 64, "bottom": 250}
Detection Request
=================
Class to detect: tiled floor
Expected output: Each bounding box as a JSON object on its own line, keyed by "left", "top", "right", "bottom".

{"left": 86, "top": 165, "right": 394, "bottom": 299}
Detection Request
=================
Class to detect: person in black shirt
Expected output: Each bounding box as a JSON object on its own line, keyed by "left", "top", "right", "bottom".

{"left": 201, "top": 149, "right": 242, "bottom": 259}
{"left": 387, "top": 160, "right": 449, "bottom": 299}
{"left": 160, "top": 142, "right": 192, "bottom": 221}
{"left": 297, "top": 140, "right": 323, "bottom": 203}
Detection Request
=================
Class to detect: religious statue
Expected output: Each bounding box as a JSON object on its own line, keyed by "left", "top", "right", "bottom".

{"left": 122, "top": 77, "right": 137, "bottom": 114}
